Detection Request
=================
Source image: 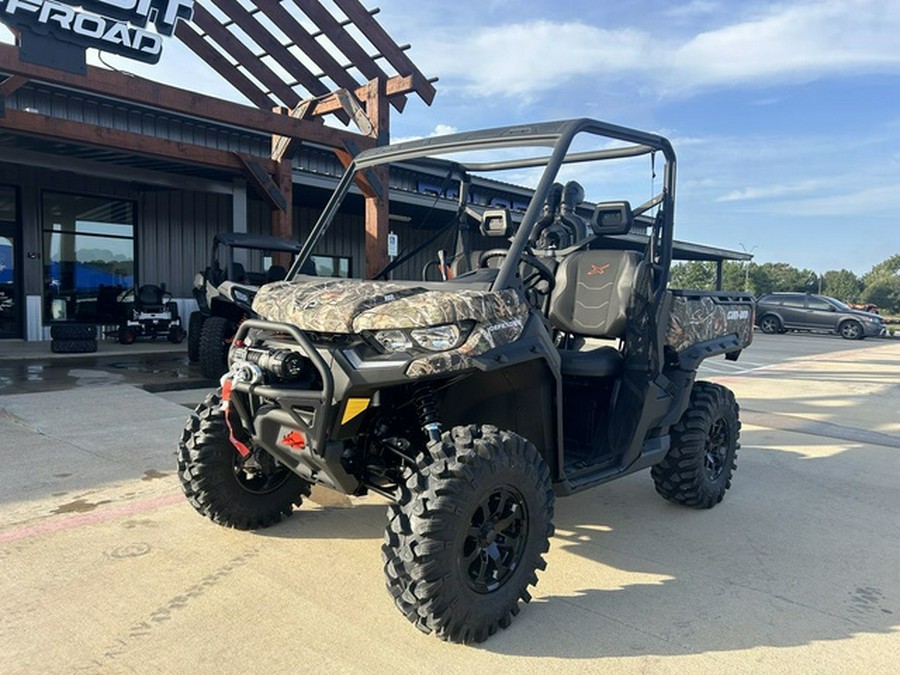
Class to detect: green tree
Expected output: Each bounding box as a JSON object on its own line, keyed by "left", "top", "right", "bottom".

{"left": 821, "top": 269, "right": 862, "bottom": 302}
{"left": 722, "top": 261, "right": 749, "bottom": 292}
{"left": 862, "top": 277, "right": 900, "bottom": 314}
{"left": 862, "top": 254, "right": 900, "bottom": 285}
{"left": 748, "top": 262, "right": 817, "bottom": 296}
{"left": 669, "top": 261, "right": 716, "bottom": 290}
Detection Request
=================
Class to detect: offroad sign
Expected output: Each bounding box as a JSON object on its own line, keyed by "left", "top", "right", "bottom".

{"left": 0, "top": 0, "right": 193, "bottom": 74}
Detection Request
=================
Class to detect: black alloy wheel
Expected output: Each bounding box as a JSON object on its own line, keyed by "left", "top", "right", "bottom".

{"left": 382, "top": 424, "right": 554, "bottom": 644}
{"left": 651, "top": 381, "right": 740, "bottom": 509}
{"left": 462, "top": 486, "right": 529, "bottom": 594}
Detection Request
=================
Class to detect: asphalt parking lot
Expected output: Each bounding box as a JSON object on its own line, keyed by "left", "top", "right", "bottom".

{"left": 1, "top": 333, "right": 898, "bottom": 673}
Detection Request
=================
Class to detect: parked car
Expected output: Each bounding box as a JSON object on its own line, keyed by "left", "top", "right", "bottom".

{"left": 755, "top": 292, "right": 886, "bottom": 339}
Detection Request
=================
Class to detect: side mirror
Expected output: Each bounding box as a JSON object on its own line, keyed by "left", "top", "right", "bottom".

{"left": 591, "top": 201, "right": 633, "bottom": 235}
{"left": 481, "top": 208, "right": 512, "bottom": 237}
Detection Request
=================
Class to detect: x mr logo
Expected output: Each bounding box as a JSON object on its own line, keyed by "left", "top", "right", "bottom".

{"left": 587, "top": 263, "right": 610, "bottom": 276}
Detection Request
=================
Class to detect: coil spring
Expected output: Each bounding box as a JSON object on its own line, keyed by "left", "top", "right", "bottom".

{"left": 412, "top": 384, "right": 439, "bottom": 428}
{"left": 412, "top": 385, "right": 443, "bottom": 443}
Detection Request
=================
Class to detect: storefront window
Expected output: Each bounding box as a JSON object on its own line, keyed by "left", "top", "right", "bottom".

{"left": 42, "top": 192, "right": 135, "bottom": 323}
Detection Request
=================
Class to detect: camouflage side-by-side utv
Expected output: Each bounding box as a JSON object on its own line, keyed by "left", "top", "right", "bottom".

{"left": 177, "top": 119, "right": 755, "bottom": 643}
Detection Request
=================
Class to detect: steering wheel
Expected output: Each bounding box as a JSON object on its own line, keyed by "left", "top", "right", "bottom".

{"left": 478, "top": 249, "right": 556, "bottom": 308}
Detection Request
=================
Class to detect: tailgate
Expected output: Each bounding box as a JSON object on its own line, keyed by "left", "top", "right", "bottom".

{"left": 666, "top": 291, "right": 755, "bottom": 366}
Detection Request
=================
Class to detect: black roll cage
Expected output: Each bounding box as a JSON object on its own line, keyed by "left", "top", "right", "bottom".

{"left": 287, "top": 118, "right": 677, "bottom": 301}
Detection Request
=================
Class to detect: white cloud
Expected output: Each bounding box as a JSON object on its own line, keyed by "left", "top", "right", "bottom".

{"left": 391, "top": 123, "right": 461, "bottom": 144}
{"left": 770, "top": 185, "right": 900, "bottom": 217}
{"left": 412, "top": 0, "right": 900, "bottom": 99}
{"left": 716, "top": 180, "right": 824, "bottom": 203}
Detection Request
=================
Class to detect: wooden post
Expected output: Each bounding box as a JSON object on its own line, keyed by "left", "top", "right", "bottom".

{"left": 271, "top": 158, "right": 294, "bottom": 267}
{"left": 364, "top": 77, "right": 389, "bottom": 279}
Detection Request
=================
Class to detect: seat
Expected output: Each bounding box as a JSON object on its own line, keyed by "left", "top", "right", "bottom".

{"left": 450, "top": 207, "right": 516, "bottom": 276}
{"left": 266, "top": 265, "right": 287, "bottom": 282}
{"left": 230, "top": 262, "right": 246, "bottom": 283}
{"left": 548, "top": 250, "right": 643, "bottom": 377}
{"left": 136, "top": 284, "right": 166, "bottom": 313}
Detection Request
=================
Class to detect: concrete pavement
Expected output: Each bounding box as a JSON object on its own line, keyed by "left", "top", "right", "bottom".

{"left": 1, "top": 341, "right": 898, "bottom": 673}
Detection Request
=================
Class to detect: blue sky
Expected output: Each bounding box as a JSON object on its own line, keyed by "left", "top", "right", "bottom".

{"left": 5, "top": 0, "right": 898, "bottom": 275}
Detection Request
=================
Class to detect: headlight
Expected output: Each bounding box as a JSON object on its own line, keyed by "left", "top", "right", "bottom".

{"left": 231, "top": 287, "right": 256, "bottom": 305}
{"left": 374, "top": 329, "right": 413, "bottom": 352}
{"left": 410, "top": 324, "right": 462, "bottom": 351}
{"left": 372, "top": 324, "right": 465, "bottom": 353}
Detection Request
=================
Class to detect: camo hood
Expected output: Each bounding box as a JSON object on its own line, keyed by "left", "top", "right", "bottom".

{"left": 252, "top": 278, "right": 527, "bottom": 334}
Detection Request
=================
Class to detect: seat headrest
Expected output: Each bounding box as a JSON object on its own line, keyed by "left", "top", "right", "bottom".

{"left": 266, "top": 265, "right": 287, "bottom": 282}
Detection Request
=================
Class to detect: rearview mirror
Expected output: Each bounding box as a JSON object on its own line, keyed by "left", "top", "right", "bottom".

{"left": 591, "top": 201, "right": 633, "bottom": 235}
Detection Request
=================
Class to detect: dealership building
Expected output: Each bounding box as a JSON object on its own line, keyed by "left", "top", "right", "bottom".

{"left": 0, "top": 0, "right": 749, "bottom": 343}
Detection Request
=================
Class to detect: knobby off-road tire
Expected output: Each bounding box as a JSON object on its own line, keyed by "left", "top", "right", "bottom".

{"left": 50, "top": 323, "right": 95, "bottom": 340}
{"left": 187, "top": 311, "right": 205, "bottom": 361}
{"left": 652, "top": 381, "right": 740, "bottom": 509}
{"left": 177, "top": 391, "right": 311, "bottom": 530}
{"left": 383, "top": 424, "right": 554, "bottom": 643}
{"left": 50, "top": 338, "right": 97, "bottom": 353}
{"left": 199, "top": 315, "right": 233, "bottom": 379}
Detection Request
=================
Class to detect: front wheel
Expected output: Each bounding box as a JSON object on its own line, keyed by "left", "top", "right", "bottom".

{"left": 199, "top": 315, "right": 234, "bottom": 379}
{"left": 652, "top": 382, "right": 740, "bottom": 509}
{"left": 187, "top": 311, "right": 205, "bottom": 361}
{"left": 177, "top": 391, "right": 311, "bottom": 530}
{"left": 383, "top": 425, "right": 554, "bottom": 643}
{"left": 839, "top": 320, "right": 863, "bottom": 340}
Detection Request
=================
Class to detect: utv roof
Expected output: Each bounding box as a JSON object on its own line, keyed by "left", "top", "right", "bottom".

{"left": 213, "top": 232, "right": 303, "bottom": 252}
{"left": 353, "top": 118, "right": 676, "bottom": 170}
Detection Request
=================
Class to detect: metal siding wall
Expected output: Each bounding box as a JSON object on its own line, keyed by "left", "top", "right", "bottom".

{"left": 7, "top": 85, "right": 269, "bottom": 156}
{"left": 140, "top": 189, "right": 233, "bottom": 297}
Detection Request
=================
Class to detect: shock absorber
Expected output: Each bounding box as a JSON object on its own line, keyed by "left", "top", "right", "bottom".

{"left": 412, "top": 383, "right": 442, "bottom": 444}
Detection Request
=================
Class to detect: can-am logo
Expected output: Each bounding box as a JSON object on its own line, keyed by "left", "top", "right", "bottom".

{"left": 0, "top": 0, "right": 193, "bottom": 69}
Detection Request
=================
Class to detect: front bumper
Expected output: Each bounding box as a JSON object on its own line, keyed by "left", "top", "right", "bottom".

{"left": 225, "top": 320, "right": 361, "bottom": 493}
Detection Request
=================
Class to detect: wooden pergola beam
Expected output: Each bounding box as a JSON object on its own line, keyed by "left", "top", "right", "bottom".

{"left": 189, "top": 3, "right": 301, "bottom": 109}
{"left": 0, "top": 108, "right": 277, "bottom": 174}
{"left": 0, "top": 44, "right": 375, "bottom": 150}
{"left": 295, "top": 0, "right": 406, "bottom": 113}
{"left": 0, "top": 75, "right": 28, "bottom": 96}
{"left": 306, "top": 74, "right": 424, "bottom": 118}
{"left": 333, "top": 0, "right": 437, "bottom": 105}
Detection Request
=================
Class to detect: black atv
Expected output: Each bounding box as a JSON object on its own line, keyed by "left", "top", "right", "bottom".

{"left": 177, "top": 119, "right": 754, "bottom": 643}
{"left": 189, "top": 233, "right": 303, "bottom": 379}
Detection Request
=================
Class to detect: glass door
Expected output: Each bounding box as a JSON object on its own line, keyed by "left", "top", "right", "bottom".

{"left": 0, "top": 186, "right": 21, "bottom": 338}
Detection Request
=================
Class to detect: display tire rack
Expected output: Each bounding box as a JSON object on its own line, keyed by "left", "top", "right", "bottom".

{"left": 49, "top": 323, "right": 98, "bottom": 354}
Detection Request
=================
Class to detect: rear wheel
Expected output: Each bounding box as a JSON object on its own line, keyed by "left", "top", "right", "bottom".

{"left": 383, "top": 425, "right": 554, "bottom": 643}
{"left": 168, "top": 325, "right": 186, "bottom": 344}
{"left": 177, "top": 391, "right": 310, "bottom": 530}
{"left": 199, "top": 315, "right": 234, "bottom": 379}
{"left": 117, "top": 327, "right": 136, "bottom": 344}
{"left": 652, "top": 382, "right": 740, "bottom": 509}
{"left": 759, "top": 314, "right": 781, "bottom": 334}
{"left": 839, "top": 320, "right": 863, "bottom": 340}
